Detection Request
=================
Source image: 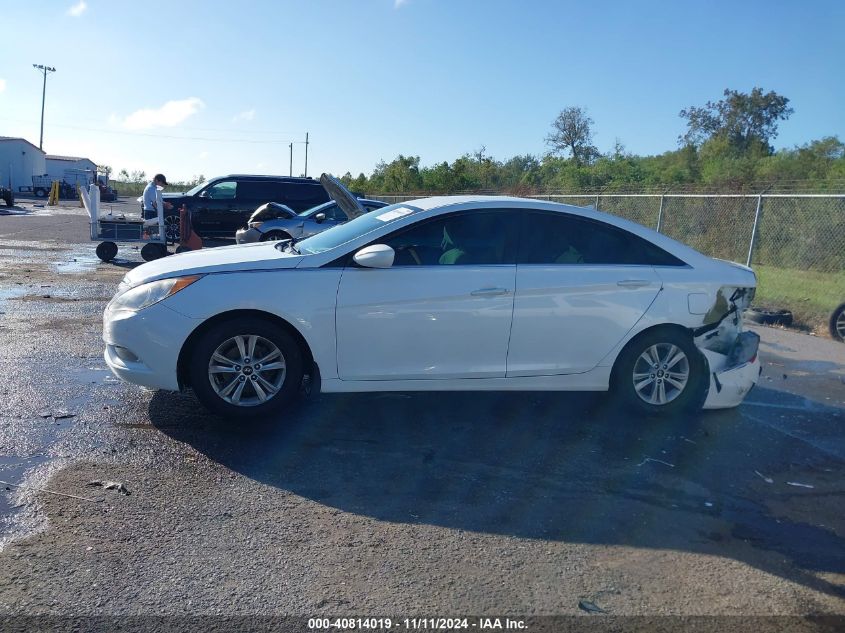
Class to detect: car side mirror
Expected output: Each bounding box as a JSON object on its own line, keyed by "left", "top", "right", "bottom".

{"left": 314, "top": 212, "right": 326, "bottom": 223}
{"left": 353, "top": 244, "right": 394, "bottom": 268}
{"left": 199, "top": 190, "right": 209, "bottom": 198}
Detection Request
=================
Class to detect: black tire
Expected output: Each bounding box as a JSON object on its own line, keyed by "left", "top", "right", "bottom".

{"left": 260, "top": 230, "right": 291, "bottom": 242}
{"left": 141, "top": 242, "right": 167, "bottom": 261}
{"left": 744, "top": 307, "right": 793, "bottom": 326}
{"left": 3, "top": 195, "right": 12, "bottom": 207}
{"left": 34, "top": 188, "right": 47, "bottom": 198}
{"left": 95, "top": 241, "right": 118, "bottom": 262}
{"left": 612, "top": 327, "right": 707, "bottom": 417}
{"left": 187, "top": 317, "right": 304, "bottom": 419}
{"left": 830, "top": 303, "right": 845, "bottom": 342}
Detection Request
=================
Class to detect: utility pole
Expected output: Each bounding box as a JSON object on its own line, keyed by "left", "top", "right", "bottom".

{"left": 32, "top": 64, "right": 56, "bottom": 150}
{"left": 289, "top": 142, "right": 293, "bottom": 177}
{"left": 304, "top": 132, "right": 309, "bottom": 177}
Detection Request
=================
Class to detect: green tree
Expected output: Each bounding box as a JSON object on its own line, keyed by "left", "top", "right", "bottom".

{"left": 546, "top": 106, "right": 599, "bottom": 166}
{"left": 679, "top": 87, "right": 794, "bottom": 153}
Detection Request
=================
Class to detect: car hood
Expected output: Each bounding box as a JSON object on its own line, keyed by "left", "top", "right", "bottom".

{"left": 248, "top": 202, "right": 297, "bottom": 224}
{"left": 122, "top": 242, "right": 303, "bottom": 287}
{"left": 320, "top": 173, "right": 366, "bottom": 219}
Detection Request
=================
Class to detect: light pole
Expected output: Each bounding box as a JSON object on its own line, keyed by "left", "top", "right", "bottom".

{"left": 32, "top": 64, "right": 56, "bottom": 150}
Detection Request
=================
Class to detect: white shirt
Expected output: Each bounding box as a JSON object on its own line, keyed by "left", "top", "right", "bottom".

{"left": 142, "top": 181, "right": 164, "bottom": 212}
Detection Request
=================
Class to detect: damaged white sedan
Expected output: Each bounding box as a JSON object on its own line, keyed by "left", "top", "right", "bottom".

{"left": 104, "top": 180, "right": 760, "bottom": 419}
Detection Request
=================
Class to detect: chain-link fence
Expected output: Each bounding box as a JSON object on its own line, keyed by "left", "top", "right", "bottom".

{"left": 372, "top": 192, "right": 845, "bottom": 331}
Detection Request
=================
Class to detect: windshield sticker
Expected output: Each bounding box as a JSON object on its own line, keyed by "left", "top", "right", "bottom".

{"left": 376, "top": 207, "right": 415, "bottom": 222}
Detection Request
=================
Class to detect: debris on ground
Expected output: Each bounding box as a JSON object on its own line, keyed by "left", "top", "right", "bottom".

{"left": 0, "top": 480, "right": 100, "bottom": 502}
{"left": 52, "top": 411, "right": 76, "bottom": 420}
{"left": 578, "top": 599, "right": 608, "bottom": 614}
{"left": 786, "top": 481, "right": 815, "bottom": 489}
{"left": 754, "top": 470, "right": 774, "bottom": 484}
{"left": 87, "top": 480, "right": 131, "bottom": 496}
{"left": 637, "top": 457, "right": 675, "bottom": 468}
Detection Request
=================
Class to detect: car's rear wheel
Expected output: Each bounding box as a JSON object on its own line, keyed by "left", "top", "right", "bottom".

{"left": 260, "top": 230, "right": 291, "bottom": 242}
{"left": 613, "top": 328, "right": 706, "bottom": 416}
{"left": 164, "top": 215, "right": 180, "bottom": 242}
{"left": 188, "top": 317, "right": 303, "bottom": 419}
{"left": 830, "top": 303, "right": 845, "bottom": 342}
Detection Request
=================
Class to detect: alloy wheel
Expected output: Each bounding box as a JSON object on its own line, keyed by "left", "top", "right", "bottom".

{"left": 164, "top": 215, "right": 180, "bottom": 242}
{"left": 632, "top": 343, "right": 690, "bottom": 406}
{"left": 207, "top": 335, "right": 287, "bottom": 407}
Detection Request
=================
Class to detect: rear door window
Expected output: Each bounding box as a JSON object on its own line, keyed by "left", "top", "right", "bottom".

{"left": 237, "top": 180, "right": 282, "bottom": 202}
{"left": 280, "top": 183, "right": 330, "bottom": 210}
{"left": 519, "top": 211, "right": 683, "bottom": 266}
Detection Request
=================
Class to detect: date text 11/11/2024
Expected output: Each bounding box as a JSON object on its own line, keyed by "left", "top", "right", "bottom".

{"left": 307, "top": 617, "right": 527, "bottom": 630}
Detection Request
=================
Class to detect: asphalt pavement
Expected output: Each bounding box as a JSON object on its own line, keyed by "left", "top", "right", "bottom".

{"left": 0, "top": 200, "right": 843, "bottom": 620}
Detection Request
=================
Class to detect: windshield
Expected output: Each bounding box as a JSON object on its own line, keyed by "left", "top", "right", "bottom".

{"left": 297, "top": 200, "right": 334, "bottom": 218}
{"left": 184, "top": 182, "right": 207, "bottom": 196}
{"left": 296, "top": 203, "right": 422, "bottom": 255}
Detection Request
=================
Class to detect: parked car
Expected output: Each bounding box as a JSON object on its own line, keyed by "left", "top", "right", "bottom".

{"left": 147, "top": 175, "right": 330, "bottom": 241}
{"left": 1, "top": 185, "right": 13, "bottom": 207}
{"left": 235, "top": 198, "right": 388, "bottom": 244}
{"left": 104, "top": 175, "right": 760, "bottom": 420}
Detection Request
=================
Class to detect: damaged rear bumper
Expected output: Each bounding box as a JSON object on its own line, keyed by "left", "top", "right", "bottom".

{"left": 699, "top": 331, "right": 761, "bottom": 410}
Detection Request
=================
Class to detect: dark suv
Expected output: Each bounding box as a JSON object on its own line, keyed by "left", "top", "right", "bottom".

{"left": 153, "top": 175, "right": 330, "bottom": 240}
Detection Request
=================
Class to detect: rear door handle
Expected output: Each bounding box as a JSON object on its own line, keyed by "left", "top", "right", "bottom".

{"left": 471, "top": 287, "right": 510, "bottom": 297}
{"left": 617, "top": 279, "right": 652, "bottom": 288}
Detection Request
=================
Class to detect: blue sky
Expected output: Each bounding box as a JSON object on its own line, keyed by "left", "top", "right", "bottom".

{"left": 1, "top": 0, "right": 843, "bottom": 183}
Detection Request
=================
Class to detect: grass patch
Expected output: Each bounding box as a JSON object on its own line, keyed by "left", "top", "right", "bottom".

{"left": 753, "top": 264, "right": 845, "bottom": 332}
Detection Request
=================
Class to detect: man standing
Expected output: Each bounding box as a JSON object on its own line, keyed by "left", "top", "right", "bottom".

{"left": 141, "top": 173, "right": 173, "bottom": 220}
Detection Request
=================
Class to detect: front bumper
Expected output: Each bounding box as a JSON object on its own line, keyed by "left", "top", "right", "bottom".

{"left": 103, "top": 301, "right": 199, "bottom": 391}
{"left": 235, "top": 227, "right": 262, "bottom": 244}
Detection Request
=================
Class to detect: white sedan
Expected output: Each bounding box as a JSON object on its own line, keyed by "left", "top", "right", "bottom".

{"left": 104, "top": 190, "right": 761, "bottom": 419}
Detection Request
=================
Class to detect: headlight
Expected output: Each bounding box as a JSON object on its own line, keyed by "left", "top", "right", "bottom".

{"left": 108, "top": 275, "right": 201, "bottom": 312}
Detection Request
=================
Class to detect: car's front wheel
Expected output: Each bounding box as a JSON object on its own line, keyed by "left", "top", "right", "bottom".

{"left": 260, "top": 230, "right": 291, "bottom": 242}
{"left": 613, "top": 328, "right": 707, "bottom": 416}
{"left": 188, "top": 317, "right": 303, "bottom": 419}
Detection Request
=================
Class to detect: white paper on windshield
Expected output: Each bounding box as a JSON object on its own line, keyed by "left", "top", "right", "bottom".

{"left": 376, "top": 207, "right": 415, "bottom": 222}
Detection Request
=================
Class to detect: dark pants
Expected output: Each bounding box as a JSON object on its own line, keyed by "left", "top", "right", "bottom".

{"left": 142, "top": 205, "right": 157, "bottom": 220}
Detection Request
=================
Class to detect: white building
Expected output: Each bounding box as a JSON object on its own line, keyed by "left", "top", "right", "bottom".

{"left": 45, "top": 154, "right": 98, "bottom": 186}
{"left": 0, "top": 137, "right": 47, "bottom": 190}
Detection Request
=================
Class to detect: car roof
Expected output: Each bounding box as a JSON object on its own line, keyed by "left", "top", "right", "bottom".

{"left": 215, "top": 175, "right": 321, "bottom": 183}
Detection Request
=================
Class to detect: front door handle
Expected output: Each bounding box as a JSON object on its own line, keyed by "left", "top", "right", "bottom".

{"left": 471, "top": 287, "right": 510, "bottom": 297}
{"left": 617, "top": 279, "right": 652, "bottom": 288}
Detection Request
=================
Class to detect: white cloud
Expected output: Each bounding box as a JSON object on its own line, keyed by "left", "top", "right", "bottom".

{"left": 199, "top": 151, "right": 209, "bottom": 159}
{"left": 394, "top": 0, "right": 408, "bottom": 7}
{"left": 122, "top": 97, "right": 205, "bottom": 130}
{"left": 0, "top": 79, "right": 6, "bottom": 93}
{"left": 233, "top": 109, "right": 255, "bottom": 122}
{"left": 67, "top": 1, "right": 87, "bottom": 17}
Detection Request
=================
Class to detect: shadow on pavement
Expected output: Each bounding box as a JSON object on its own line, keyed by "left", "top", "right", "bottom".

{"left": 149, "top": 387, "right": 845, "bottom": 598}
